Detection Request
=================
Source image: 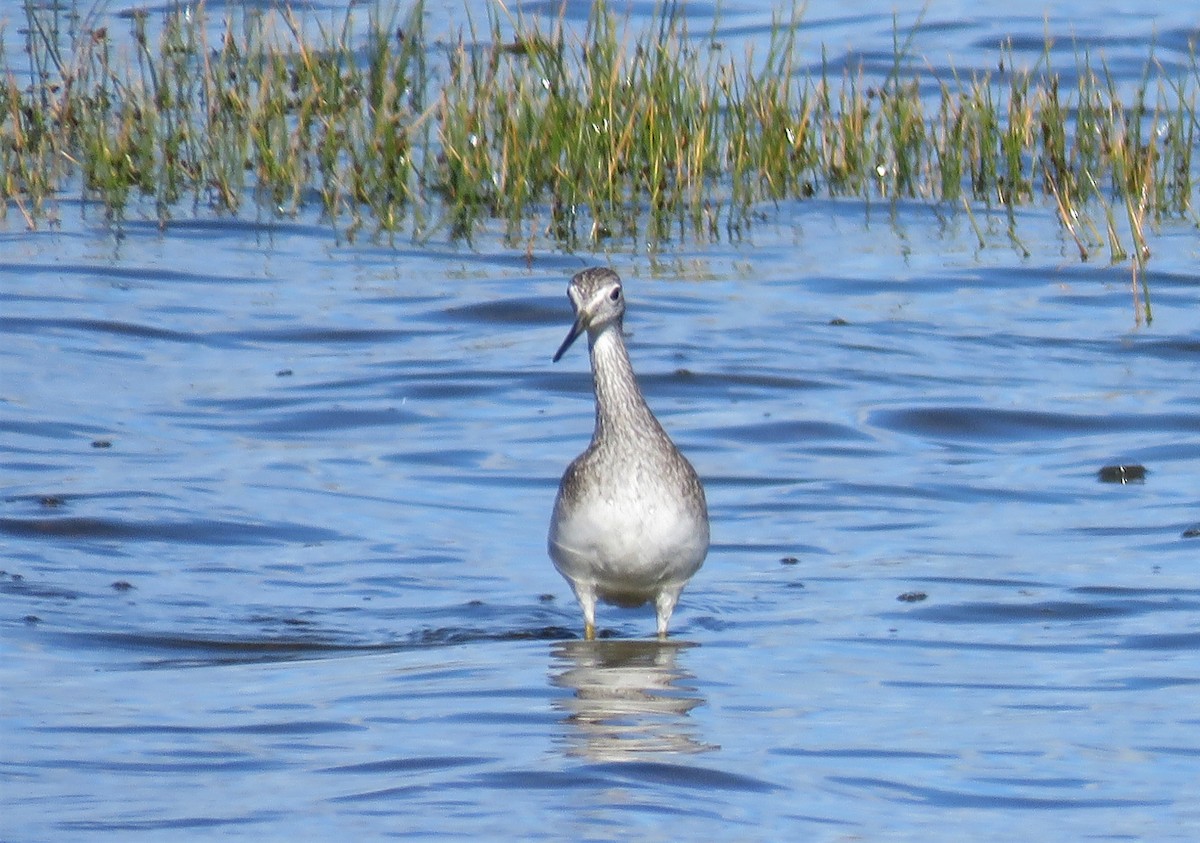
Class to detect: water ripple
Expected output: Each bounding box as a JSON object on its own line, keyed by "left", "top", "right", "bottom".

{"left": 894, "top": 597, "right": 1200, "bottom": 624}
{"left": 0, "top": 316, "right": 199, "bottom": 343}
{"left": 829, "top": 776, "right": 1170, "bottom": 810}
{"left": 0, "top": 516, "right": 342, "bottom": 545}
{"left": 871, "top": 406, "right": 1200, "bottom": 441}
{"left": 585, "top": 760, "right": 780, "bottom": 793}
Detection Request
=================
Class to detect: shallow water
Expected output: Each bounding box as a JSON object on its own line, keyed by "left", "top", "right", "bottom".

{"left": 4, "top": 1, "right": 1200, "bottom": 841}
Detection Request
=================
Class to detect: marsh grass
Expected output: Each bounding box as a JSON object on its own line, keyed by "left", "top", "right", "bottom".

{"left": 1, "top": 0, "right": 1196, "bottom": 276}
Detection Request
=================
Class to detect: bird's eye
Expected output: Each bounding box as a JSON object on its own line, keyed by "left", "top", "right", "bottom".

{"left": 609, "top": 287, "right": 621, "bottom": 302}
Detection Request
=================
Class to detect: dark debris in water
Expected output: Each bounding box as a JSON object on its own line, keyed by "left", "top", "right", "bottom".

{"left": 1098, "top": 464, "right": 1147, "bottom": 484}
{"left": 245, "top": 613, "right": 318, "bottom": 629}
{"left": 110, "top": 580, "right": 135, "bottom": 591}
{"left": 779, "top": 556, "right": 800, "bottom": 565}
{"left": 3, "top": 494, "right": 72, "bottom": 509}
{"left": 90, "top": 439, "right": 112, "bottom": 449}
{"left": 1181, "top": 525, "right": 1200, "bottom": 539}
{"left": 897, "top": 591, "right": 928, "bottom": 603}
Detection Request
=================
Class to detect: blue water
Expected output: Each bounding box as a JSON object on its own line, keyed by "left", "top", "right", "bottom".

{"left": 3, "top": 1, "right": 1200, "bottom": 840}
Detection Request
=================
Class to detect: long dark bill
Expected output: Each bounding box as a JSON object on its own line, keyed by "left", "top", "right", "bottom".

{"left": 552, "top": 316, "right": 586, "bottom": 362}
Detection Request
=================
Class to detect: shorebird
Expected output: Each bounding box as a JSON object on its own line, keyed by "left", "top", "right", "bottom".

{"left": 548, "top": 267, "right": 709, "bottom": 639}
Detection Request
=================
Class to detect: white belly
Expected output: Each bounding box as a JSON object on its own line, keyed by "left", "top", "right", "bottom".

{"left": 549, "top": 478, "right": 708, "bottom": 604}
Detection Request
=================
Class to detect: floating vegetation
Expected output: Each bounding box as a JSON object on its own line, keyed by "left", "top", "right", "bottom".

{"left": 1, "top": 0, "right": 1196, "bottom": 265}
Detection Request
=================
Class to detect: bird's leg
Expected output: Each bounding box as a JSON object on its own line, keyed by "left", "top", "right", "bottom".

{"left": 655, "top": 588, "right": 680, "bottom": 638}
{"left": 575, "top": 584, "right": 597, "bottom": 641}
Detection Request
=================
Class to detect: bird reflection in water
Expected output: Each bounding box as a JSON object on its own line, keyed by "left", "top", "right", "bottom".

{"left": 550, "top": 639, "right": 716, "bottom": 760}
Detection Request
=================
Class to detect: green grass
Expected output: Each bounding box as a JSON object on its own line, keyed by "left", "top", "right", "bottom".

{"left": 1, "top": 0, "right": 1196, "bottom": 265}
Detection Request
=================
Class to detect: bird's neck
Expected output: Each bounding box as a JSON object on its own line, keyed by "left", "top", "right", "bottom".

{"left": 587, "top": 324, "right": 664, "bottom": 445}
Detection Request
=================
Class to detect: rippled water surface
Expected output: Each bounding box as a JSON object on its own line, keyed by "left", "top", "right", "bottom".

{"left": 4, "top": 2, "right": 1200, "bottom": 840}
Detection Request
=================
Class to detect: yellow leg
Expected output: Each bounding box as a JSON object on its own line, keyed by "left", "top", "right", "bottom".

{"left": 584, "top": 621, "right": 595, "bottom": 641}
